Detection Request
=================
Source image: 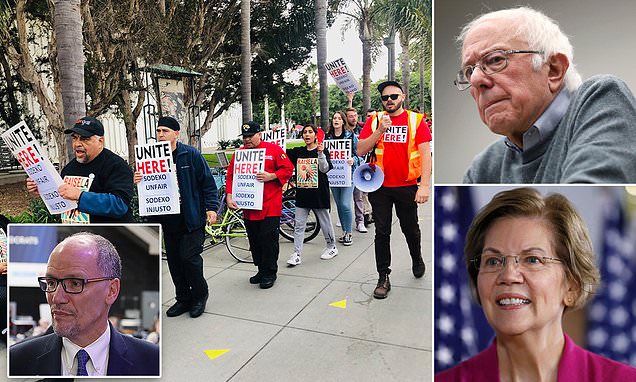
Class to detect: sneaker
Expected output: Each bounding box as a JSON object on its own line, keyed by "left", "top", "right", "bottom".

{"left": 336, "top": 221, "right": 342, "bottom": 227}
{"left": 320, "top": 247, "right": 339, "bottom": 260}
{"left": 287, "top": 253, "right": 301, "bottom": 266}
{"left": 356, "top": 222, "right": 368, "bottom": 233}
{"left": 342, "top": 232, "right": 353, "bottom": 246}
{"left": 373, "top": 274, "right": 391, "bottom": 299}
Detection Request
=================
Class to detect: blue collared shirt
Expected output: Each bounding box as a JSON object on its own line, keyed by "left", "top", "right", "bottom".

{"left": 504, "top": 87, "right": 572, "bottom": 153}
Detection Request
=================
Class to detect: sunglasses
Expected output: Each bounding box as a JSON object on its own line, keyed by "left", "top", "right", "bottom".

{"left": 381, "top": 94, "right": 400, "bottom": 101}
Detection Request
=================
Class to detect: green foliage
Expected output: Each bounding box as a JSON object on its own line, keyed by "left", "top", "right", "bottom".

{"left": 217, "top": 139, "right": 232, "bottom": 150}
{"left": 231, "top": 139, "right": 243, "bottom": 148}
{"left": 9, "top": 198, "right": 61, "bottom": 224}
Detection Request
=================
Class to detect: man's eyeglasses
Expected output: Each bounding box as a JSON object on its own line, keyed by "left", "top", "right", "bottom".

{"left": 454, "top": 49, "right": 543, "bottom": 91}
{"left": 471, "top": 252, "right": 562, "bottom": 274}
{"left": 37, "top": 276, "right": 115, "bottom": 294}
{"left": 381, "top": 94, "right": 400, "bottom": 102}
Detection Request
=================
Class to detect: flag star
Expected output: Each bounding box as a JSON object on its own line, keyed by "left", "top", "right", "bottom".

{"left": 588, "top": 328, "right": 608, "bottom": 348}
{"left": 588, "top": 302, "right": 607, "bottom": 322}
{"left": 611, "top": 334, "right": 630, "bottom": 353}
{"left": 438, "top": 283, "right": 456, "bottom": 304}
{"left": 609, "top": 282, "right": 627, "bottom": 302}
{"left": 607, "top": 255, "right": 624, "bottom": 276}
{"left": 440, "top": 191, "right": 457, "bottom": 211}
{"left": 632, "top": 326, "right": 636, "bottom": 342}
{"left": 436, "top": 345, "right": 454, "bottom": 366}
{"left": 461, "top": 327, "right": 475, "bottom": 345}
{"left": 440, "top": 252, "right": 457, "bottom": 273}
{"left": 438, "top": 314, "right": 455, "bottom": 335}
{"left": 441, "top": 223, "right": 458, "bottom": 243}
{"left": 609, "top": 306, "right": 629, "bottom": 327}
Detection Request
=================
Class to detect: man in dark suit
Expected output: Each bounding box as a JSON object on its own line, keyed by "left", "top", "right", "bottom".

{"left": 9, "top": 232, "right": 159, "bottom": 376}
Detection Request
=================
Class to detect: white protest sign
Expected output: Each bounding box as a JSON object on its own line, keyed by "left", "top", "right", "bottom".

{"left": 324, "top": 58, "right": 360, "bottom": 94}
{"left": 1, "top": 121, "right": 76, "bottom": 214}
{"left": 135, "top": 141, "right": 181, "bottom": 216}
{"left": 324, "top": 139, "right": 352, "bottom": 187}
{"left": 261, "top": 128, "right": 286, "bottom": 152}
{"left": 231, "top": 148, "right": 265, "bottom": 210}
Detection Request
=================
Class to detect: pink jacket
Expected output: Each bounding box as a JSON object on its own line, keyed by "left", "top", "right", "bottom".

{"left": 436, "top": 334, "right": 636, "bottom": 381}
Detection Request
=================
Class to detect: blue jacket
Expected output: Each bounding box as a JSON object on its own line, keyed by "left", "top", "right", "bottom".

{"left": 171, "top": 142, "right": 219, "bottom": 232}
{"left": 9, "top": 323, "right": 160, "bottom": 376}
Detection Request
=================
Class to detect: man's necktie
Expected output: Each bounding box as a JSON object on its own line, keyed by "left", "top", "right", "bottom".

{"left": 76, "top": 349, "right": 90, "bottom": 376}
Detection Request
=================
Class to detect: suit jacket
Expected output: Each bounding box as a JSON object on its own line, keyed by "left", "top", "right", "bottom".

{"left": 9, "top": 323, "right": 159, "bottom": 377}
{"left": 435, "top": 334, "right": 636, "bottom": 381}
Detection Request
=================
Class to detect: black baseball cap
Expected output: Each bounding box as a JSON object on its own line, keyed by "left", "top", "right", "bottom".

{"left": 158, "top": 116, "right": 181, "bottom": 131}
{"left": 240, "top": 121, "right": 261, "bottom": 137}
{"left": 64, "top": 116, "right": 104, "bottom": 137}
{"left": 377, "top": 80, "right": 404, "bottom": 94}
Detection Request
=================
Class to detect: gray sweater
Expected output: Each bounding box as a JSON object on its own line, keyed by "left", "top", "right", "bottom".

{"left": 463, "top": 75, "right": 636, "bottom": 183}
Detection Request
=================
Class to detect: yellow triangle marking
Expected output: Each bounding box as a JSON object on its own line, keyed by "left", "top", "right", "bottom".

{"left": 329, "top": 299, "right": 347, "bottom": 309}
{"left": 204, "top": 349, "right": 230, "bottom": 360}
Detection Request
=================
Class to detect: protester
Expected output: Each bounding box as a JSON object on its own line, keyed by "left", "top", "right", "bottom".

{"left": 26, "top": 116, "right": 134, "bottom": 223}
{"left": 134, "top": 116, "right": 218, "bottom": 319}
{"left": 285, "top": 124, "right": 337, "bottom": 265}
{"left": 226, "top": 121, "right": 294, "bottom": 289}
{"left": 357, "top": 80, "right": 431, "bottom": 299}
{"left": 9, "top": 232, "right": 159, "bottom": 376}
{"left": 326, "top": 111, "right": 363, "bottom": 246}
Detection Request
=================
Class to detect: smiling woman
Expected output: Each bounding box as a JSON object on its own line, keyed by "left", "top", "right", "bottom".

{"left": 435, "top": 187, "right": 636, "bottom": 381}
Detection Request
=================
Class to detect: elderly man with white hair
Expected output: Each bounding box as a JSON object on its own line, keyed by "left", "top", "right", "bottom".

{"left": 457, "top": 6, "right": 636, "bottom": 183}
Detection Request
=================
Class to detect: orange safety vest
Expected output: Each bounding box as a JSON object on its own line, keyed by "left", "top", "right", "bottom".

{"left": 371, "top": 110, "right": 423, "bottom": 182}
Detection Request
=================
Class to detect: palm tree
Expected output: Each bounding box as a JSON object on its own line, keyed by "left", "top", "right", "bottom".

{"left": 241, "top": 0, "right": 252, "bottom": 121}
{"left": 315, "top": 0, "right": 329, "bottom": 130}
{"left": 340, "top": 0, "right": 383, "bottom": 114}
{"left": 54, "top": 0, "right": 86, "bottom": 162}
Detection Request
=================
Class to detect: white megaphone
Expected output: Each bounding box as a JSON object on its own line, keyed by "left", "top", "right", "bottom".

{"left": 353, "top": 163, "right": 384, "bottom": 192}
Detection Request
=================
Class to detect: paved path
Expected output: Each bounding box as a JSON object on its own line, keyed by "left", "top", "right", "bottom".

{"left": 2, "top": 200, "right": 432, "bottom": 382}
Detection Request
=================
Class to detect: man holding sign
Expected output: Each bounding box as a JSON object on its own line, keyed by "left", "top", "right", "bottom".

{"left": 357, "top": 81, "right": 432, "bottom": 299}
{"left": 134, "top": 116, "right": 218, "bottom": 318}
{"left": 26, "top": 116, "right": 133, "bottom": 223}
{"left": 226, "top": 121, "right": 293, "bottom": 289}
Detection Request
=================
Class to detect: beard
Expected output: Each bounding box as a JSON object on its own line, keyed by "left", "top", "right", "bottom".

{"left": 52, "top": 317, "right": 80, "bottom": 340}
{"left": 384, "top": 99, "right": 403, "bottom": 113}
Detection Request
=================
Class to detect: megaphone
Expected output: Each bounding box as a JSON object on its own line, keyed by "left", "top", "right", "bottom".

{"left": 353, "top": 163, "right": 384, "bottom": 192}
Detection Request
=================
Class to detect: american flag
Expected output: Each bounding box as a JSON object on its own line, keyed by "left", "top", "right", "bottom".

{"left": 434, "top": 186, "right": 493, "bottom": 372}
{"left": 586, "top": 194, "right": 636, "bottom": 366}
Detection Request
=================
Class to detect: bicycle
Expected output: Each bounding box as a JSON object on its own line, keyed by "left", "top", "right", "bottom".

{"left": 278, "top": 195, "right": 321, "bottom": 243}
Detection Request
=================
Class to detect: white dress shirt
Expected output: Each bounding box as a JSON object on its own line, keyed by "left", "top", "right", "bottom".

{"left": 61, "top": 324, "right": 111, "bottom": 376}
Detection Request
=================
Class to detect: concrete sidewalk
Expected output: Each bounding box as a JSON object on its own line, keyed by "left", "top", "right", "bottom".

{"left": 161, "top": 200, "right": 432, "bottom": 381}
{"left": 2, "top": 200, "right": 432, "bottom": 382}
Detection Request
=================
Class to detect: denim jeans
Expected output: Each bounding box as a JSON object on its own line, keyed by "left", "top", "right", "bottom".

{"left": 331, "top": 185, "right": 354, "bottom": 233}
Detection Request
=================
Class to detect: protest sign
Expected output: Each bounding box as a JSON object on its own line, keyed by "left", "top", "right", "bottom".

{"left": 1, "top": 121, "right": 76, "bottom": 214}
{"left": 296, "top": 158, "right": 318, "bottom": 188}
{"left": 324, "top": 139, "right": 352, "bottom": 187}
{"left": 231, "top": 148, "right": 265, "bottom": 210}
{"left": 61, "top": 175, "right": 94, "bottom": 223}
{"left": 324, "top": 58, "right": 360, "bottom": 94}
{"left": 135, "top": 141, "right": 181, "bottom": 216}
{"left": 261, "top": 128, "right": 286, "bottom": 151}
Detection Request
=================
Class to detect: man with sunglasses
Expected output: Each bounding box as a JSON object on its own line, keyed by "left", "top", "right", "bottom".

{"left": 458, "top": 7, "right": 636, "bottom": 183}
{"left": 357, "top": 80, "right": 432, "bottom": 299}
{"left": 9, "top": 232, "right": 159, "bottom": 376}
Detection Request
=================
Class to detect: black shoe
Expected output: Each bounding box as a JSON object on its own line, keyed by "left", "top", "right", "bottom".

{"left": 259, "top": 275, "right": 277, "bottom": 289}
{"left": 166, "top": 301, "right": 191, "bottom": 317}
{"left": 413, "top": 257, "right": 426, "bottom": 278}
{"left": 190, "top": 293, "right": 209, "bottom": 318}
{"left": 364, "top": 213, "right": 374, "bottom": 225}
{"left": 249, "top": 272, "right": 263, "bottom": 284}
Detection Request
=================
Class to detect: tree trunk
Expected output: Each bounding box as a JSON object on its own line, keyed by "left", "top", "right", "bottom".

{"left": 419, "top": 58, "right": 424, "bottom": 112}
{"left": 359, "top": 16, "right": 373, "bottom": 114}
{"left": 240, "top": 0, "right": 252, "bottom": 121}
{"left": 399, "top": 31, "right": 410, "bottom": 109}
{"left": 384, "top": 30, "right": 396, "bottom": 81}
{"left": 315, "top": 0, "right": 328, "bottom": 130}
{"left": 54, "top": 0, "right": 86, "bottom": 163}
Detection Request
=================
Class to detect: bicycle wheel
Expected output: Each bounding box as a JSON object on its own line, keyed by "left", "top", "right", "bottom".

{"left": 225, "top": 217, "right": 253, "bottom": 263}
{"left": 279, "top": 197, "right": 320, "bottom": 243}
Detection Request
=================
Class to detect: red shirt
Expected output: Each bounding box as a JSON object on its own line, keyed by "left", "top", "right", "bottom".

{"left": 359, "top": 109, "right": 432, "bottom": 187}
{"left": 226, "top": 140, "right": 294, "bottom": 220}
